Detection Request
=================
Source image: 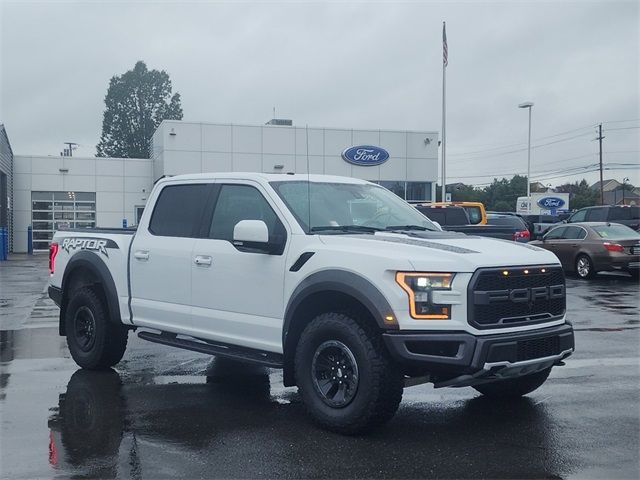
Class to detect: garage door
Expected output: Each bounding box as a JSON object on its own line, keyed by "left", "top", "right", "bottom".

{"left": 31, "top": 191, "right": 96, "bottom": 251}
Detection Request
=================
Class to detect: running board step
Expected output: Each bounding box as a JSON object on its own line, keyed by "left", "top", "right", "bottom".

{"left": 137, "top": 331, "right": 283, "bottom": 368}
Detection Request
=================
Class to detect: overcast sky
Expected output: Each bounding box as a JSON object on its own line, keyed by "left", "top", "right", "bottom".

{"left": 1, "top": 0, "right": 638, "bottom": 187}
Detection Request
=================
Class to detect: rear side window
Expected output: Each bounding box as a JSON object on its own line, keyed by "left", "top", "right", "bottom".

{"left": 569, "top": 209, "right": 588, "bottom": 222}
{"left": 149, "top": 184, "right": 210, "bottom": 237}
{"left": 463, "top": 206, "right": 482, "bottom": 225}
{"left": 545, "top": 226, "right": 566, "bottom": 239}
{"left": 416, "top": 207, "right": 446, "bottom": 225}
{"left": 446, "top": 209, "right": 470, "bottom": 225}
{"left": 586, "top": 208, "right": 606, "bottom": 221}
{"left": 608, "top": 207, "right": 639, "bottom": 221}
{"left": 563, "top": 226, "right": 587, "bottom": 240}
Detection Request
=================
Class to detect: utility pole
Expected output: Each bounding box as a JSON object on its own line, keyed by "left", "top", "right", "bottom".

{"left": 597, "top": 124, "right": 604, "bottom": 205}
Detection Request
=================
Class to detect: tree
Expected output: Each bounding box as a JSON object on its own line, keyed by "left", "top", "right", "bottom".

{"left": 555, "top": 179, "right": 598, "bottom": 210}
{"left": 96, "top": 61, "right": 183, "bottom": 158}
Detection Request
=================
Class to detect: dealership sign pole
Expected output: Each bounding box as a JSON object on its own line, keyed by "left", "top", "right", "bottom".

{"left": 441, "top": 21, "right": 448, "bottom": 202}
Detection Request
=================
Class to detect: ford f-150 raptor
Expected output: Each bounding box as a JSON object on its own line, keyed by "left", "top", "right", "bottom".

{"left": 48, "top": 173, "right": 574, "bottom": 433}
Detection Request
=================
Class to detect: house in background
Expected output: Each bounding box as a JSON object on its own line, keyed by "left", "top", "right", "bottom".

{"left": 592, "top": 179, "right": 639, "bottom": 205}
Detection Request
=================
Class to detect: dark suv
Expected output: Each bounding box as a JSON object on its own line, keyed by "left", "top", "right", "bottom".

{"left": 567, "top": 205, "right": 639, "bottom": 231}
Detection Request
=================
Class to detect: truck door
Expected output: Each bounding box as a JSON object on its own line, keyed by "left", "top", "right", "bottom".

{"left": 129, "top": 183, "right": 212, "bottom": 332}
{"left": 190, "top": 182, "right": 289, "bottom": 353}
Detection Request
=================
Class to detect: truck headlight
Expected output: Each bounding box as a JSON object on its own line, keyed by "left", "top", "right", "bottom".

{"left": 395, "top": 272, "right": 455, "bottom": 319}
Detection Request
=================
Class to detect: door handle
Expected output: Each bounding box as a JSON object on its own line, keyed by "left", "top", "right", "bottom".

{"left": 134, "top": 250, "right": 149, "bottom": 261}
{"left": 194, "top": 255, "right": 212, "bottom": 266}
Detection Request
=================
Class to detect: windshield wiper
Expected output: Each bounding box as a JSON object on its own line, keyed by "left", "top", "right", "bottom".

{"left": 309, "top": 225, "right": 383, "bottom": 234}
{"left": 385, "top": 225, "right": 434, "bottom": 231}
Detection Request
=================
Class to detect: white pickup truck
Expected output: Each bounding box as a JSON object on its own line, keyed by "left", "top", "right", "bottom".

{"left": 48, "top": 173, "right": 574, "bottom": 433}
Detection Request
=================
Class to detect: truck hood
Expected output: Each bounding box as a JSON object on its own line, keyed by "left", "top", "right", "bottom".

{"left": 318, "top": 230, "right": 559, "bottom": 272}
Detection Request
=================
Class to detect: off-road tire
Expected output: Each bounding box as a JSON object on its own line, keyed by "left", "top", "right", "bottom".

{"left": 473, "top": 367, "right": 551, "bottom": 398}
{"left": 575, "top": 254, "right": 594, "bottom": 279}
{"left": 65, "top": 287, "right": 128, "bottom": 369}
{"left": 294, "top": 312, "right": 403, "bottom": 434}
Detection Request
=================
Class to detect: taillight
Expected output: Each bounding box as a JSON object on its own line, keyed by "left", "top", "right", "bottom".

{"left": 49, "top": 242, "right": 59, "bottom": 274}
{"left": 604, "top": 242, "right": 624, "bottom": 252}
{"left": 513, "top": 229, "right": 530, "bottom": 241}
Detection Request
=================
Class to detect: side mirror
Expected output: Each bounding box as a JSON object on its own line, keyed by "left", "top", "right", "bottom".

{"left": 233, "top": 220, "right": 269, "bottom": 246}
{"left": 233, "top": 220, "right": 284, "bottom": 254}
{"left": 432, "top": 221, "right": 443, "bottom": 231}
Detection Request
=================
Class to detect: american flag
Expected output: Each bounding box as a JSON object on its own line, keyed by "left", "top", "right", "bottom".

{"left": 443, "top": 22, "right": 448, "bottom": 67}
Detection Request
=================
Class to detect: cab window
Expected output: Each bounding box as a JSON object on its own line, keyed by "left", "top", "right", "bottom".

{"left": 209, "top": 184, "right": 285, "bottom": 245}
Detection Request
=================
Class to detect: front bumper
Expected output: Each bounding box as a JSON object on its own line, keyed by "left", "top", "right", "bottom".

{"left": 383, "top": 323, "right": 574, "bottom": 387}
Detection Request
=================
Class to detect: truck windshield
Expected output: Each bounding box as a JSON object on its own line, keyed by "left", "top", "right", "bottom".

{"left": 270, "top": 181, "right": 437, "bottom": 233}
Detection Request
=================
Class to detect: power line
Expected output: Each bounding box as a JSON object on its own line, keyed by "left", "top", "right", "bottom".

{"left": 457, "top": 164, "right": 638, "bottom": 186}
{"left": 447, "top": 124, "right": 596, "bottom": 157}
{"left": 449, "top": 131, "right": 593, "bottom": 161}
{"left": 602, "top": 118, "right": 640, "bottom": 125}
{"left": 605, "top": 126, "right": 640, "bottom": 132}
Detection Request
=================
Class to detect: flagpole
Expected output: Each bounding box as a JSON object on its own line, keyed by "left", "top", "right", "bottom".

{"left": 441, "top": 22, "right": 447, "bottom": 202}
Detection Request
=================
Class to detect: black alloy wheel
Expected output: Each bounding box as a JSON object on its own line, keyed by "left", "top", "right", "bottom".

{"left": 73, "top": 306, "right": 97, "bottom": 352}
{"left": 312, "top": 340, "right": 359, "bottom": 408}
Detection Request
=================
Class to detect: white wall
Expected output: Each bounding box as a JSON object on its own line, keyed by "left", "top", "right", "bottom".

{"left": 12, "top": 155, "right": 153, "bottom": 252}
{"left": 153, "top": 120, "right": 438, "bottom": 185}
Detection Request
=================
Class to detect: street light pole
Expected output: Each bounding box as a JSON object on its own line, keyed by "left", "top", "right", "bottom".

{"left": 518, "top": 102, "right": 534, "bottom": 213}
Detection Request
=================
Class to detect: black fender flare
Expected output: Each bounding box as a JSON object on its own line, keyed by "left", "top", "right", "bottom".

{"left": 281, "top": 269, "right": 397, "bottom": 386}
{"left": 59, "top": 251, "right": 123, "bottom": 334}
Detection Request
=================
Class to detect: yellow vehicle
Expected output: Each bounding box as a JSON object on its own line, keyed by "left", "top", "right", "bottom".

{"left": 429, "top": 201, "right": 487, "bottom": 225}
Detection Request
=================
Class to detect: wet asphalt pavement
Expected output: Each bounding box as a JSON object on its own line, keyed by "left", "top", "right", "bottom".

{"left": 1, "top": 255, "right": 638, "bottom": 479}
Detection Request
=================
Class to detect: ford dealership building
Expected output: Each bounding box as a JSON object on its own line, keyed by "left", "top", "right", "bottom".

{"left": 4, "top": 120, "right": 438, "bottom": 252}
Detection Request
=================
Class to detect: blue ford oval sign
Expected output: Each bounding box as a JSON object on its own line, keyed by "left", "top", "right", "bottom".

{"left": 537, "top": 197, "right": 566, "bottom": 209}
{"left": 341, "top": 145, "right": 390, "bottom": 166}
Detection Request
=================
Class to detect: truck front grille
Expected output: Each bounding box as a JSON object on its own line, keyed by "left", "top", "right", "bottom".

{"left": 468, "top": 266, "right": 566, "bottom": 329}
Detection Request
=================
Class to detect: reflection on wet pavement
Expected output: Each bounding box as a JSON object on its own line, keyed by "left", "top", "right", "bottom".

{"left": 46, "top": 359, "right": 569, "bottom": 479}
{"left": 1, "top": 258, "right": 639, "bottom": 479}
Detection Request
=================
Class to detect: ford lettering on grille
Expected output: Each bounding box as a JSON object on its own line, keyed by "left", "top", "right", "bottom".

{"left": 475, "top": 285, "right": 565, "bottom": 305}
{"left": 468, "top": 266, "right": 566, "bottom": 329}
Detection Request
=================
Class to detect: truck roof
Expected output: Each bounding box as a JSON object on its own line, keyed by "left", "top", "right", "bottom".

{"left": 157, "top": 172, "right": 371, "bottom": 185}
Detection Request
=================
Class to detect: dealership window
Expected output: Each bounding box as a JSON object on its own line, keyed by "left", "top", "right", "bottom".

{"left": 375, "top": 181, "right": 432, "bottom": 202}
{"left": 31, "top": 191, "right": 96, "bottom": 251}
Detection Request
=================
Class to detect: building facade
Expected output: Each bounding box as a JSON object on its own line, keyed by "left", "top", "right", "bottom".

{"left": 0, "top": 125, "right": 14, "bottom": 252}
{"left": 13, "top": 155, "right": 152, "bottom": 252}
{"left": 152, "top": 120, "right": 438, "bottom": 202}
{"left": 9, "top": 120, "right": 438, "bottom": 252}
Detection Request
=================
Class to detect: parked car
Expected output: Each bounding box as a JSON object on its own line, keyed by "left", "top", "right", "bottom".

{"left": 567, "top": 205, "right": 640, "bottom": 231}
{"left": 414, "top": 205, "right": 521, "bottom": 241}
{"left": 486, "top": 213, "right": 531, "bottom": 242}
{"left": 529, "top": 222, "right": 640, "bottom": 279}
